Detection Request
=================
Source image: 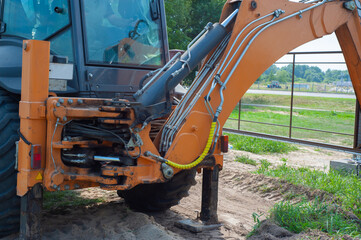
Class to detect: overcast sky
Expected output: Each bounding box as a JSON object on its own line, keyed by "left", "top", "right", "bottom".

{"left": 276, "top": 33, "right": 347, "bottom": 71}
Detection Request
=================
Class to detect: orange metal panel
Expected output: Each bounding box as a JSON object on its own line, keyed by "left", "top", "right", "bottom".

{"left": 17, "top": 40, "right": 50, "bottom": 196}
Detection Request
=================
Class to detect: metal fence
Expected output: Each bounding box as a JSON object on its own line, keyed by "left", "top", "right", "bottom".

{"left": 224, "top": 51, "right": 361, "bottom": 155}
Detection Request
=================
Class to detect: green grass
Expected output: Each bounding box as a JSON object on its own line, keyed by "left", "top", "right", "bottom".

{"left": 235, "top": 155, "right": 257, "bottom": 166}
{"left": 256, "top": 162, "right": 361, "bottom": 219}
{"left": 227, "top": 133, "right": 298, "bottom": 154}
{"left": 271, "top": 199, "right": 361, "bottom": 238}
{"left": 43, "top": 190, "right": 104, "bottom": 210}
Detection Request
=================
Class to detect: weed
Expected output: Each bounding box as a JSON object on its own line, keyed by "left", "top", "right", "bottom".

{"left": 271, "top": 199, "right": 361, "bottom": 238}
{"left": 226, "top": 134, "right": 298, "bottom": 154}
{"left": 259, "top": 159, "right": 272, "bottom": 172}
{"left": 43, "top": 190, "right": 104, "bottom": 210}
{"left": 258, "top": 184, "right": 274, "bottom": 193}
{"left": 235, "top": 155, "right": 257, "bottom": 166}
{"left": 247, "top": 212, "right": 263, "bottom": 238}
{"left": 283, "top": 191, "right": 300, "bottom": 200}
{"left": 256, "top": 164, "right": 361, "bottom": 219}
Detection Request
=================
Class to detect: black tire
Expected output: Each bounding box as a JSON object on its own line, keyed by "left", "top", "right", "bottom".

{"left": 118, "top": 169, "right": 197, "bottom": 212}
{"left": 0, "top": 89, "right": 20, "bottom": 238}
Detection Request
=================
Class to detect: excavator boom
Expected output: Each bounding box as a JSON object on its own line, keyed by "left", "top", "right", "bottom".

{"left": 157, "top": 0, "right": 361, "bottom": 170}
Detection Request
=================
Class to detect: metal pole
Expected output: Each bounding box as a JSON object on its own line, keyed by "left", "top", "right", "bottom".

{"left": 238, "top": 100, "right": 241, "bottom": 130}
{"left": 354, "top": 100, "right": 361, "bottom": 149}
{"left": 200, "top": 165, "right": 219, "bottom": 223}
{"left": 289, "top": 54, "right": 296, "bottom": 138}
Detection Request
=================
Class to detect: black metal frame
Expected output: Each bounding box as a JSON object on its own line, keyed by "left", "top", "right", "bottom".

{"left": 225, "top": 51, "right": 360, "bottom": 155}
{"left": 0, "top": 0, "right": 4, "bottom": 22}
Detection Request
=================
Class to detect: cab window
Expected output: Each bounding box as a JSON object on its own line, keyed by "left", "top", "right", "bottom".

{"left": 82, "top": 0, "right": 163, "bottom": 67}
{"left": 2, "top": 0, "right": 73, "bottom": 61}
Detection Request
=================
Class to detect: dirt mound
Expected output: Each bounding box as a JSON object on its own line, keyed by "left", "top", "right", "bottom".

{"left": 234, "top": 172, "right": 334, "bottom": 202}
{"left": 41, "top": 202, "right": 182, "bottom": 240}
{"left": 248, "top": 220, "right": 332, "bottom": 240}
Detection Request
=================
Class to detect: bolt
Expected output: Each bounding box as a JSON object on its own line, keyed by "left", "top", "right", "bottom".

{"left": 77, "top": 99, "right": 83, "bottom": 104}
{"left": 250, "top": 0, "right": 257, "bottom": 10}
{"left": 344, "top": 1, "right": 356, "bottom": 11}
{"left": 23, "top": 43, "right": 28, "bottom": 50}
{"left": 88, "top": 73, "right": 93, "bottom": 80}
{"left": 58, "top": 98, "right": 64, "bottom": 104}
{"left": 161, "top": 163, "right": 174, "bottom": 179}
{"left": 68, "top": 99, "right": 73, "bottom": 105}
{"left": 63, "top": 116, "right": 67, "bottom": 121}
{"left": 60, "top": 169, "right": 65, "bottom": 174}
{"left": 96, "top": 85, "right": 100, "bottom": 89}
{"left": 56, "top": 102, "right": 61, "bottom": 107}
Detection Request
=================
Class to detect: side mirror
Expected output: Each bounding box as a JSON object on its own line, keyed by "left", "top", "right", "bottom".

{"left": 150, "top": 0, "right": 159, "bottom": 20}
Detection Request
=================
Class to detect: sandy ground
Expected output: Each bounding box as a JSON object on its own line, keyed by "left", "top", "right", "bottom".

{"left": 3, "top": 146, "right": 351, "bottom": 240}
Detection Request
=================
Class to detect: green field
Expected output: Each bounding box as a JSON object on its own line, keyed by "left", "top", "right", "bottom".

{"left": 225, "top": 93, "right": 356, "bottom": 147}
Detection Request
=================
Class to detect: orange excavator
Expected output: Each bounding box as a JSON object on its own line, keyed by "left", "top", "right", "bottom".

{"left": 1, "top": 0, "right": 361, "bottom": 238}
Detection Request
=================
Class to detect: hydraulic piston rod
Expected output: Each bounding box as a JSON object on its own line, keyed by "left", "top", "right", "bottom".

{"left": 134, "top": 9, "right": 239, "bottom": 107}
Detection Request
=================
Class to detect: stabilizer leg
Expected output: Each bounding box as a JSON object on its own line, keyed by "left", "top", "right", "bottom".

{"left": 200, "top": 165, "right": 219, "bottom": 223}
{"left": 19, "top": 184, "right": 43, "bottom": 240}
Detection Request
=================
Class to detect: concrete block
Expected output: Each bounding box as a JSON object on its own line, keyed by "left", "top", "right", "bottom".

{"left": 330, "top": 159, "right": 358, "bottom": 174}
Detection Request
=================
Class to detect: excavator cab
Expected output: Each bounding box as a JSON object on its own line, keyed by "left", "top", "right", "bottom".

{"left": 0, "top": 0, "right": 169, "bottom": 97}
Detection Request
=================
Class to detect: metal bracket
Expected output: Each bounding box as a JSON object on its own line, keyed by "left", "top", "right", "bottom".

{"left": 0, "top": 21, "right": 6, "bottom": 34}
{"left": 214, "top": 74, "right": 226, "bottom": 89}
{"left": 161, "top": 163, "right": 174, "bottom": 179}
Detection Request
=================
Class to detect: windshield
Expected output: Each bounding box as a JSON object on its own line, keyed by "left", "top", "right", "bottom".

{"left": 2, "top": 0, "right": 69, "bottom": 39}
{"left": 82, "top": 0, "right": 163, "bottom": 67}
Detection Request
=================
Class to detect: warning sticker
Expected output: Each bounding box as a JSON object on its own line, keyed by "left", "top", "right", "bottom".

{"left": 36, "top": 172, "right": 43, "bottom": 181}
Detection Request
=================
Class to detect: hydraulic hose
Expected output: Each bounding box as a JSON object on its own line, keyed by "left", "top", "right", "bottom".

{"left": 162, "top": 121, "right": 217, "bottom": 169}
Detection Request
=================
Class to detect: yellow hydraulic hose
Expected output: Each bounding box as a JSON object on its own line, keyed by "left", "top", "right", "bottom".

{"left": 163, "top": 121, "right": 217, "bottom": 169}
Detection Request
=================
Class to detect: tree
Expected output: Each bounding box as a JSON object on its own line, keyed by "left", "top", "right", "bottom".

{"left": 188, "top": 0, "right": 226, "bottom": 38}
{"left": 304, "top": 66, "right": 324, "bottom": 83}
{"left": 267, "top": 69, "right": 276, "bottom": 82}
{"left": 275, "top": 70, "right": 291, "bottom": 83}
{"left": 165, "top": 0, "right": 192, "bottom": 49}
{"left": 165, "top": 0, "right": 226, "bottom": 50}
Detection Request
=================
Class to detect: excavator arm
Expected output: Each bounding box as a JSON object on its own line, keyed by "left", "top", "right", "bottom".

{"left": 153, "top": 0, "right": 361, "bottom": 170}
